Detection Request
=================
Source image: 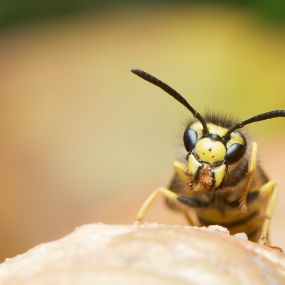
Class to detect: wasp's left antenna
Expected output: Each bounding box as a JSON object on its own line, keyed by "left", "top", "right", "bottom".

{"left": 224, "top": 110, "right": 285, "bottom": 139}
{"left": 131, "top": 68, "right": 209, "bottom": 134}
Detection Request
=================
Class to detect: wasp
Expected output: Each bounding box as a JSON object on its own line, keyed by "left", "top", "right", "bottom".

{"left": 132, "top": 68, "right": 285, "bottom": 244}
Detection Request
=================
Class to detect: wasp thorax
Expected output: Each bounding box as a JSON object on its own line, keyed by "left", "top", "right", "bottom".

{"left": 194, "top": 138, "right": 226, "bottom": 164}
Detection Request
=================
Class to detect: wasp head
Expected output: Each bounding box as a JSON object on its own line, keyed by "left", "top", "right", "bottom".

{"left": 131, "top": 68, "right": 285, "bottom": 192}
{"left": 184, "top": 121, "right": 246, "bottom": 191}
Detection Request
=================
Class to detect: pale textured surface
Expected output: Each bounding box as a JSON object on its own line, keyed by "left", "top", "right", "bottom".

{"left": 0, "top": 224, "right": 284, "bottom": 285}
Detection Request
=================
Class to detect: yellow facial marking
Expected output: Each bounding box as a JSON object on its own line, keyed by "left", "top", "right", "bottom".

{"left": 190, "top": 121, "right": 245, "bottom": 148}
{"left": 227, "top": 132, "right": 245, "bottom": 148}
{"left": 190, "top": 122, "right": 228, "bottom": 138}
{"left": 187, "top": 154, "right": 202, "bottom": 177}
{"left": 194, "top": 138, "right": 226, "bottom": 164}
{"left": 208, "top": 124, "right": 227, "bottom": 137}
{"left": 213, "top": 164, "right": 226, "bottom": 188}
{"left": 190, "top": 121, "right": 204, "bottom": 138}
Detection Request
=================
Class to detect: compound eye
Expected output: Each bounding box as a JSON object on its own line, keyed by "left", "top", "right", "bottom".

{"left": 226, "top": 143, "right": 246, "bottom": 164}
{"left": 183, "top": 127, "right": 198, "bottom": 152}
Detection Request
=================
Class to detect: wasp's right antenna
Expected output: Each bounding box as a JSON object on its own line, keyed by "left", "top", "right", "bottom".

{"left": 131, "top": 68, "right": 209, "bottom": 135}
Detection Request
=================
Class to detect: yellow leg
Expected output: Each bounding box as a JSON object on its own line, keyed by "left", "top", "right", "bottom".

{"left": 135, "top": 187, "right": 198, "bottom": 225}
{"left": 259, "top": 181, "right": 277, "bottom": 244}
{"left": 135, "top": 187, "right": 178, "bottom": 224}
{"left": 173, "top": 161, "right": 189, "bottom": 183}
{"left": 135, "top": 161, "right": 202, "bottom": 225}
{"left": 172, "top": 161, "right": 200, "bottom": 225}
{"left": 239, "top": 142, "right": 257, "bottom": 214}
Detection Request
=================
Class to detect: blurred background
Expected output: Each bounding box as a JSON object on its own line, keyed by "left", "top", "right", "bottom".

{"left": 0, "top": 0, "right": 284, "bottom": 261}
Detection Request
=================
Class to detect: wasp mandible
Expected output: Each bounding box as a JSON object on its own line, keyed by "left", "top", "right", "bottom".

{"left": 132, "top": 68, "right": 285, "bottom": 244}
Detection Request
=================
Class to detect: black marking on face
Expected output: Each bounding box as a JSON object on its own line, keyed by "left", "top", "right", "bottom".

{"left": 208, "top": 133, "right": 222, "bottom": 141}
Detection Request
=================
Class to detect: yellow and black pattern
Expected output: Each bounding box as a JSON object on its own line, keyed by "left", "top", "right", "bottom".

{"left": 131, "top": 68, "right": 284, "bottom": 245}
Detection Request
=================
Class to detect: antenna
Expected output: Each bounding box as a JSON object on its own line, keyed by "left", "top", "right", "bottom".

{"left": 131, "top": 68, "right": 209, "bottom": 134}
{"left": 224, "top": 110, "right": 285, "bottom": 139}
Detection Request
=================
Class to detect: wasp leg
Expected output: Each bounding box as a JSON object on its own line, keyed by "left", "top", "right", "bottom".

{"left": 135, "top": 161, "right": 202, "bottom": 225}
{"left": 173, "top": 161, "right": 201, "bottom": 225}
{"left": 239, "top": 142, "right": 257, "bottom": 214}
{"left": 258, "top": 181, "right": 277, "bottom": 245}
{"left": 164, "top": 161, "right": 189, "bottom": 212}
{"left": 173, "top": 160, "right": 189, "bottom": 183}
{"left": 135, "top": 187, "right": 201, "bottom": 225}
{"left": 135, "top": 187, "right": 180, "bottom": 224}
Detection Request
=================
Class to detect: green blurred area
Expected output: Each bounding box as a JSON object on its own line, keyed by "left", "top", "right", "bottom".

{"left": 0, "top": 0, "right": 285, "bottom": 28}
